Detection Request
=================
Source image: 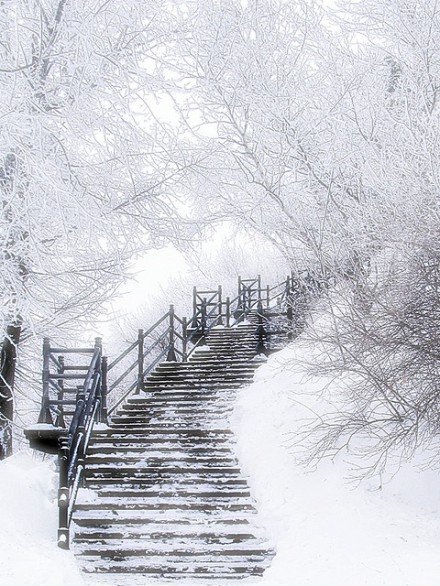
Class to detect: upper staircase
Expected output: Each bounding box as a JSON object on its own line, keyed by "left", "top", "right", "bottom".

{"left": 25, "top": 275, "right": 315, "bottom": 582}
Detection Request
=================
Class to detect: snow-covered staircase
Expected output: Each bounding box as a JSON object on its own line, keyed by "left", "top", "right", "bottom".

{"left": 72, "top": 319, "right": 275, "bottom": 580}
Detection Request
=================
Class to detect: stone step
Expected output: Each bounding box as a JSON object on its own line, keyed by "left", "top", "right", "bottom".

{"left": 146, "top": 373, "right": 254, "bottom": 382}
{"left": 74, "top": 529, "right": 259, "bottom": 544}
{"left": 122, "top": 403, "right": 228, "bottom": 412}
{"left": 91, "top": 427, "right": 234, "bottom": 436}
{"left": 84, "top": 478, "right": 249, "bottom": 489}
{"left": 80, "top": 561, "right": 269, "bottom": 578}
{"left": 116, "top": 406, "right": 231, "bottom": 415}
{"left": 118, "top": 406, "right": 229, "bottom": 415}
{"left": 142, "top": 381, "right": 248, "bottom": 390}
{"left": 87, "top": 446, "right": 233, "bottom": 455}
{"left": 88, "top": 437, "right": 233, "bottom": 448}
{"left": 106, "top": 418, "right": 230, "bottom": 434}
{"left": 142, "top": 382, "right": 250, "bottom": 390}
{"left": 150, "top": 366, "right": 254, "bottom": 373}
{"left": 143, "top": 378, "right": 245, "bottom": 386}
{"left": 117, "top": 405, "right": 227, "bottom": 414}
{"left": 200, "top": 350, "right": 255, "bottom": 355}
{"left": 73, "top": 510, "right": 255, "bottom": 524}
{"left": 77, "top": 498, "right": 254, "bottom": 512}
{"left": 92, "top": 488, "right": 252, "bottom": 499}
{"left": 132, "top": 392, "right": 233, "bottom": 401}
{"left": 85, "top": 456, "right": 238, "bottom": 466}
{"left": 112, "top": 402, "right": 233, "bottom": 416}
{"left": 76, "top": 543, "right": 269, "bottom": 558}
{"left": 74, "top": 501, "right": 255, "bottom": 513}
{"left": 85, "top": 465, "right": 242, "bottom": 477}
{"left": 181, "top": 356, "right": 258, "bottom": 368}
{"left": 152, "top": 370, "right": 256, "bottom": 378}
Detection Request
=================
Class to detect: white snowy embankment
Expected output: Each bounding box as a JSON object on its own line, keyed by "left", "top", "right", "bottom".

{"left": 0, "top": 453, "right": 85, "bottom": 586}
{"left": 233, "top": 336, "right": 440, "bottom": 585}
{"left": 4, "top": 317, "right": 440, "bottom": 586}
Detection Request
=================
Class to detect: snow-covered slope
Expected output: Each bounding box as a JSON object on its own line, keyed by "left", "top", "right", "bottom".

{"left": 0, "top": 453, "right": 85, "bottom": 586}
{"left": 4, "top": 320, "right": 440, "bottom": 586}
{"left": 233, "top": 341, "right": 440, "bottom": 585}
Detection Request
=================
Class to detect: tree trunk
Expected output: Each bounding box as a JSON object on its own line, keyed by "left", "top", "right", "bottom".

{"left": 0, "top": 321, "right": 21, "bottom": 459}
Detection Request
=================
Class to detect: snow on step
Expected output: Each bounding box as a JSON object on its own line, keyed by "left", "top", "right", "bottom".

{"left": 72, "top": 322, "right": 274, "bottom": 580}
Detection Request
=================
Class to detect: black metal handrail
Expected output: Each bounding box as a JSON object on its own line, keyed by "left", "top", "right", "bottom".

{"left": 38, "top": 337, "right": 102, "bottom": 429}
{"left": 57, "top": 342, "right": 103, "bottom": 549}
{"left": 31, "top": 272, "right": 313, "bottom": 551}
{"left": 106, "top": 305, "right": 187, "bottom": 415}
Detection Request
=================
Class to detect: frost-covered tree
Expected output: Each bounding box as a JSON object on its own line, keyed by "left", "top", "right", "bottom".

{"left": 0, "top": 0, "right": 207, "bottom": 458}
{"left": 166, "top": 0, "right": 374, "bottom": 276}
{"left": 166, "top": 0, "right": 440, "bottom": 473}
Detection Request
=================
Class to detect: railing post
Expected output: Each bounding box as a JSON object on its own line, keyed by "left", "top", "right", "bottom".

{"left": 137, "top": 329, "right": 144, "bottom": 393}
{"left": 284, "top": 276, "right": 294, "bottom": 340}
{"left": 182, "top": 317, "right": 188, "bottom": 362}
{"left": 243, "top": 285, "right": 248, "bottom": 312}
{"left": 266, "top": 285, "right": 270, "bottom": 308}
{"left": 257, "top": 274, "right": 262, "bottom": 307}
{"left": 76, "top": 383, "right": 86, "bottom": 483}
{"left": 93, "top": 337, "right": 103, "bottom": 416}
{"left": 100, "top": 356, "right": 108, "bottom": 423}
{"left": 287, "top": 303, "right": 293, "bottom": 340}
{"left": 201, "top": 298, "right": 207, "bottom": 338}
{"left": 167, "top": 305, "right": 177, "bottom": 361}
{"left": 38, "top": 337, "right": 53, "bottom": 424}
{"left": 226, "top": 296, "right": 231, "bottom": 328}
{"left": 285, "top": 275, "right": 292, "bottom": 305}
{"left": 217, "top": 285, "right": 223, "bottom": 326}
{"left": 191, "top": 286, "right": 199, "bottom": 328}
{"left": 55, "top": 355, "right": 65, "bottom": 428}
{"left": 255, "top": 301, "right": 268, "bottom": 355}
{"left": 57, "top": 443, "right": 70, "bottom": 549}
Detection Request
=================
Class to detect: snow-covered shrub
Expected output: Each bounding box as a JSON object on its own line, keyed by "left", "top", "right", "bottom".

{"left": 301, "top": 244, "right": 440, "bottom": 478}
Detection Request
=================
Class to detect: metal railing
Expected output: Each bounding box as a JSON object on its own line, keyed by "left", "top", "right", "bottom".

{"left": 56, "top": 341, "right": 103, "bottom": 548}
{"left": 106, "top": 305, "right": 187, "bottom": 416}
{"left": 33, "top": 272, "right": 316, "bottom": 550}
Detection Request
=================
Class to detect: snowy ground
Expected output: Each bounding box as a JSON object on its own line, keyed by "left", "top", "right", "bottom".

{"left": 0, "top": 453, "right": 85, "bottom": 586}
{"left": 232, "top": 341, "right": 440, "bottom": 586}
{"left": 3, "top": 324, "right": 440, "bottom": 585}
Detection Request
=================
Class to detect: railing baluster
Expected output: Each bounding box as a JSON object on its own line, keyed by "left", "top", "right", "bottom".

{"left": 137, "top": 329, "right": 144, "bottom": 394}
{"left": 257, "top": 274, "right": 262, "bottom": 307}
{"left": 57, "top": 444, "right": 70, "bottom": 549}
{"left": 182, "top": 317, "right": 188, "bottom": 362}
{"left": 55, "top": 355, "right": 65, "bottom": 428}
{"left": 75, "top": 384, "right": 86, "bottom": 487}
{"left": 226, "top": 296, "right": 231, "bottom": 328}
{"left": 38, "top": 338, "right": 53, "bottom": 424}
{"left": 201, "top": 298, "right": 207, "bottom": 338}
{"left": 217, "top": 285, "right": 223, "bottom": 325}
{"left": 101, "top": 356, "right": 108, "bottom": 423}
{"left": 255, "top": 301, "right": 268, "bottom": 355}
{"left": 167, "top": 304, "right": 177, "bottom": 361}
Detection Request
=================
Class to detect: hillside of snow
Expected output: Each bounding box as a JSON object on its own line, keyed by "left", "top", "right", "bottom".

{"left": 3, "top": 312, "right": 440, "bottom": 586}
{"left": 0, "top": 453, "right": 85, "bottom": 586}
{"left": 233, "top": 333, "right": 440, "bottom": 585}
